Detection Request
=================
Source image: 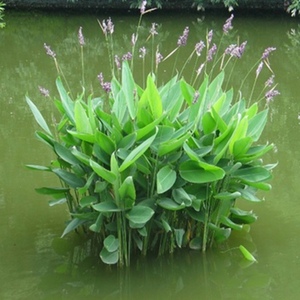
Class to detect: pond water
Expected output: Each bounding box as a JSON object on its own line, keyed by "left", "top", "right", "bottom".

{"left": 1, "top": 8, "right": 300, "bottom": 300}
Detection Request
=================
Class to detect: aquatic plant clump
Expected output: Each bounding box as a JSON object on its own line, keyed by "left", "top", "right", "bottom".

{"left": 26, "top": 7, "right": 278, "bottom": 267}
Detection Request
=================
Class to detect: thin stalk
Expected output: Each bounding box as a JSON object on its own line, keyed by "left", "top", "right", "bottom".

{"left": 80, "top": 45, "right": 85, "bottom": 89}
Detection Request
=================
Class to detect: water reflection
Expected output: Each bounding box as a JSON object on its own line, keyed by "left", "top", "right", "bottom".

{"left": 31, "top": 231, "right": 272, "bottom": 300}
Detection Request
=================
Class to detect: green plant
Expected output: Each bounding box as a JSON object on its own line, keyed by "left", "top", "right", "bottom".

{"left": 0, "top": 2, "right": 5, "bottom": 29}
{"left": 27, "top": 6, "right": 278, "bottom": 267}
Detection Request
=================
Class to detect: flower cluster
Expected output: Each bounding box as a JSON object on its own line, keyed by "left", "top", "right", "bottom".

{"left": 97, "top": 73, "right": 111, "bottom": 93}
{"left": 195, "top": 41, "right": 205, "bottom": 56}
{"left": 223, "top": 14, "right": 234, "bottom": 34}
{"left": 101, "top": 18, "right": 114, "bottom": 35}
{"left": 44, "top": 43, "right": 56, "bottom": 58}
{"left": 225, "top": 41, "right": 247, "bottom": 58}
{"left": 78, "top": 26, "right": 85, "bottom": 46}
{"left": 177, "top": 27, "right": 189, "bottom": 47}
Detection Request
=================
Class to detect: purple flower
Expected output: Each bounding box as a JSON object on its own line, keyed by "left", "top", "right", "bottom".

{"left": 44, "top": 43, "right": 56, "bottom": 58}
{"left": 223, "top": 14, "right": 234, "bottom": 34}
{"left": 256, "top": 61, "right": 264, "bottom": 78}
{"left": 226, "top": 41, "right": 247, "bottom": 58}
{"left": 101, "top": 18, "right": 114, "bottom": 35}
{"left": 140, "top": 0, "right": 147, "bottom": 14}
{"left": 139, "top": 46, "right": 147, "bottom": 59}
{"left": 98, "top": 73, "right": 111, "bottom": 93}
{"left": 262, "top": 47, "right": 276, "bottom": 60}
{"left": 78, "top": 26, "right": 85, "bottom": 46}
{"left": 207, "top": 43, "right": 217, "bottom": 61}
{"left": 38, "top": 86, "right": 50, "bottom": 97}
{"left": 177, "top": 27, "right": 189, "bottom": 47}
{"left": 265, "top": 75, "right": 275, "bottom": 87}
{"left": 265, "top": 88, "right": 280, "bottom": 104}
{"left": 122, "top": 52, "right": 132, "bottom": 61}
{"left": 195, "top": 41, "right": 205, "bottom": 56}
{"left": 150, "top": 23, "right": 158, "bottom": 36}
{"left": 156, "top": 51, "right": 163, "bottom": 66}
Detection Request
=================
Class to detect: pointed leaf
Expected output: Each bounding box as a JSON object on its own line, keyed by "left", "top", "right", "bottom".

{"left": 119, "top": 130, "right": 157, "bottom": 172}
{"left": 157, "top": 166, "right": 177, "bottom": 194}
{"left": 26, "top": 96, "right": 52, "bottom": 136}
{"left": 90, "top": 159, "right": 117, "bottom": 184}
{"left": 126, "top": 206, "right": 154, "bottom": 224}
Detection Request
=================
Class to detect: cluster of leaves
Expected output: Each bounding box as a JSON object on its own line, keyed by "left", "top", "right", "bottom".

{"left": 27, "top": 8, "right": 277, "bottom": 267}
{"left": 0, "top": 2, "right": 5, "bottom": 29}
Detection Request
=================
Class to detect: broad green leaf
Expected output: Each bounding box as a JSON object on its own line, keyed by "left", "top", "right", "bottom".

{"left": 71, "top": 149, "right": 90, "bottom": 166}
{"left": 220, "top": 216, "right": 243, "bottom": 231}
{"left": 157, "top": 166, "right": 176, "bottom": 194}
{"left": 237, "top": 143, "right": 274, "bottom": 163}
{"left": 158, "top": 131, "right": 192, "bottom": 156}
{"left": 61, "top": 218, "right": 86, "bottom": 237}
{"left": 79, "top": 196, "right": 97, "bottom": 207}
{"left": 35, "top": 187, "right": 69, "bottom": 195}
{"left": 246, "top": 102, "right": 258, "bottom": 119}
{"left": 89, "top": 213, "right": 104, "bottom": 233}
{"left": 119, "top": 130, "right": 157, "bottom": 172}
{"left": 179, "top": 160, "right": 225, "bottom": 184}
{"left": 52, "top": 168, "right": 85, "bottom": 188}
{"left": 232, "top": 166, "right": 272, "bottom": 183}
{"left": 202, "top": 111, "right": 217, "bottom": 134}
{"left": 74, "top": 100, "right": 93, "bottom": 134}
{"left": 92, "top": 201, "right": 120, "bottom": 212}
{"left": 146, "top": 74, "right": 163, "bottom": 119}
{"left": 104, "top": 235, "right": 119, "bottom": 252}
{"left": 67, "top": 130, "right": 95, "bottom": 143}
{"left": 174, "top": 228, "right": 185, "bottom": 248}
{"left": 56, "top": 77, "right": 75, "bottom": 125}
{"left": 229, "top": 115, "right": 248, "bottom": 154}
{"left": 26, "top": 96, "right": 52, "bottom": 136}
{"left": 232, "top": 136, "right": 253, "bottom": 157}
{"left": 100, "top": 247, "right": 119, "bottom": 265}
{"left": 241, "top": 180, "right": 272, "bottom": 191}
{"left": 54, "top": 142, "right": 80, "bottom": 165}
{"left": 239, "top": 245, "right": 257, "bottom": 262}
{"left": 126, "top": 206, "right": 154, "bottom": 224}
{"left": 236, "top": 186, "right": 262, "bottom": 202}
{"left": 122, "top": 60, "right": 136, "bottom": 119}
{"left": 90, "top": 159, "right": 117, "bottom": 184}
{"left": 161, "top": 214, "right": 172, "bottom": 232}
{"left": 209, "top": 223, "right": 231, "bottom": 243}
{"left": 183, "top": 142, "right": 206, "bottom": 162}
{"left": 95, "top": 130, "right": 115, "bottom": 155}
{"left": 211, "top": 106, "right": 228, "bottom": 134}
{"left": 157, "top": 197, "right": 185, "bottom": 211}
{"left": 35, "top": 131, "right": 55, "bottom": 148}
{"left": 118, "top": 132, "right": 136, "bottom": 149}
{"left": 26, "top": 164, "right": 51, "bottom": 171}
{"left": 214, "top": 191, "right": 241, "bottom": 200}
{"left": 247, "top": 109, "right": 268, "bottom": 141}
{"left": 230, "top": 207, "right": 257, "bottom": 224}
{"left": 172, "top": 188, "right": 192, "bottom": 206}
{"left": 180, "top": 79, "right": 195, "bottom": 106}
{"left": 136, "top": 113, "right": 165, "bottom": 141}
{"left": 119, "top": 176, "right": 136, "bottom": 209}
